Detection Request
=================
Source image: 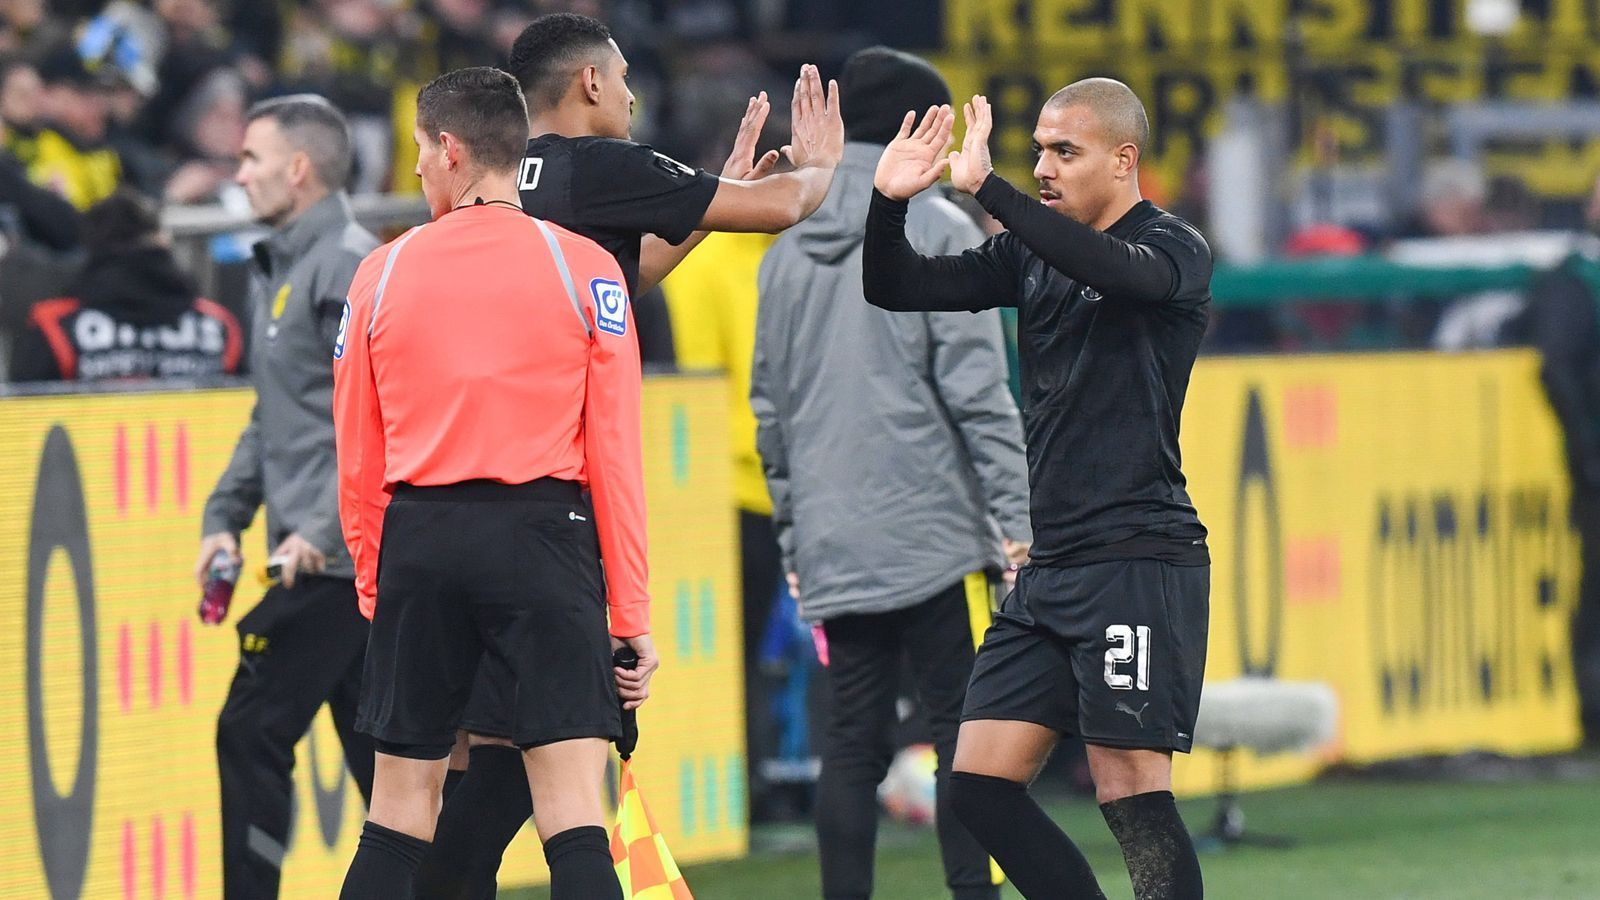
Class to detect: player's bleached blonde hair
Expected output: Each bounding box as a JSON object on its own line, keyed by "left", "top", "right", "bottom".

{"left": 1045, "top": 78, "right": 1150, "bottom": 152}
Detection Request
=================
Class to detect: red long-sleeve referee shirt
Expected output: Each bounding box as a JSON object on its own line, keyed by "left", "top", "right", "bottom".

{"left": 332, "top": 203, "right": 649, "bottom": 637}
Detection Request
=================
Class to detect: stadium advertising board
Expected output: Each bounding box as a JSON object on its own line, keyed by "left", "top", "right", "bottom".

{"left": 1174, "top": 350, "right": 1581, "bottom": 793}
{"left": 0, "top": 378, "right": 744, "bottom": 897}
{"left": 939, "top": 0, "right": 1600, "bottom": 199}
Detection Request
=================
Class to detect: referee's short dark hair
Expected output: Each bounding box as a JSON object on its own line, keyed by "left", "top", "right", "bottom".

{"left": 507, "top": 13, "right": 613, "bottom": 112}
{"left": 246, "top": 93, "right": 353, "bottom": 190}
{"left": 416, "top": 67, "right": 530, "bottom": 171}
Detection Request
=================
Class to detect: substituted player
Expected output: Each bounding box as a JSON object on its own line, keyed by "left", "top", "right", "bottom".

{"left": 864, "top": 81, "right": 1212, "bottom": 900}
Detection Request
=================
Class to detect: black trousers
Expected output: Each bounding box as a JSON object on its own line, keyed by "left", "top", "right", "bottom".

{"left": 1574, "top": 486, "right": 1600, "bottom": 744}
{"left": 740, "top": 510, "right": 783, "bottom": 817}
{"left": 816, "top": 578, "right": 996, "bottom": 899}
{"left": 216, "top": 576, "right": 374, "bottom": 899}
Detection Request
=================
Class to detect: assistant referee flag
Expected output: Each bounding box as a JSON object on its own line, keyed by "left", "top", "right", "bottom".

{"left": 611, "top": 760, "right": 693, "bottom": 899}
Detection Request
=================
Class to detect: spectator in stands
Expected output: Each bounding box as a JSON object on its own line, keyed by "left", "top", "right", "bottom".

{"left": 23, "top": 45, "right": 120, "bottom": 209}
{"left": 282, "top": 1, "right": 405, "bottom": 193}
{"left": 8, "top": 188, "right": 241, "bottom": 382}
{"left": 1432, "top": 175, "right": 1542, "bottom": 351}
{"left": 1418, "top": 158, "right": 1488, "bottom": 237}
{"left": 137, "top": 0, "right": 233, "bottom": 149}
{"left": 162, "top": 67, "right": 247, "bottom": 203}
{"left": 0, "top": 115, "right": 79, "bottom": 251}
{"left": 0, "top": 0, "right": 71, "bottom": 59}
{"left": 0, "top": 55, "right": 40, "bottom": 128}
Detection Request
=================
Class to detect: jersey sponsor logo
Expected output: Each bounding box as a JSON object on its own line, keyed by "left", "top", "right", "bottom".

{"left": 590, "top": 278, "right": 628, "bottom": 336}
{"left": 333, "top": 300, "right": 351, "bottom": 359}
{"left": 652, "top": 151, "right": 697, "bottom": 178}
{"left": 1080, "top": 286, "right": 1103, "bottom": 303}
{"left": 519, "top": 156, "right": 544, "bottom": 191}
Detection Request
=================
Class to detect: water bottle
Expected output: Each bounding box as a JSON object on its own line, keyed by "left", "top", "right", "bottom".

{"left": 199, "top": 549, "right": 240, "bottom": 625}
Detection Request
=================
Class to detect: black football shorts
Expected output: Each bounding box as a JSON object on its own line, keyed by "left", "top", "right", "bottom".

{"left": 355, "top": 479, "right": 620, "bottom": 759}
{"left": 962, "top": 559, "right": 1209, "bottom": 753}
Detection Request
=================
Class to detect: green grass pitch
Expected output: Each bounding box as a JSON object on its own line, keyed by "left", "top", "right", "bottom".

{"left": 508, "top": 769, "right": 1600, "bottom": 899}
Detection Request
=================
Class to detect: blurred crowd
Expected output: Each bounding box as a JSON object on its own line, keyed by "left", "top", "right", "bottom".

{"left": 0, "top": 0, "right": 932, "bottom": 218}
{"left": 0, "top": 0, "right": 947, "bottom": 385}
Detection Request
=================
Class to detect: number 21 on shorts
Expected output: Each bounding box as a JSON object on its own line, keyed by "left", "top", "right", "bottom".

{"left": 1104, "top": 624, "right": 1151, "bottom": 691}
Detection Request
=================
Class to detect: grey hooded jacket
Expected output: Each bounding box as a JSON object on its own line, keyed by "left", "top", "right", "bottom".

{"left": 752, "top": 142, "right": 1031, "bottom": 622}
{"left": 201, "top": 193, "right": 379, "bottom": 578}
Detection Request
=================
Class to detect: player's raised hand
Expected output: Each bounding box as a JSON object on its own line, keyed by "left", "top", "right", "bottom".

{"left": 783, "top": 64, "right": 845, "bottom": 170}
{"left": 949, "top": 95, "right": 996, "bottom": 195}
{"left": 872, "top": 104, "right": 955, "bottom": 201}
{"left": 721, "top": 92, "right": 781, "bottom": 181}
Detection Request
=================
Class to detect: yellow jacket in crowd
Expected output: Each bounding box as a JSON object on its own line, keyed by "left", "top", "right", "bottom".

{"left": 7, "top": 126, "right": 120, "bottom": 210}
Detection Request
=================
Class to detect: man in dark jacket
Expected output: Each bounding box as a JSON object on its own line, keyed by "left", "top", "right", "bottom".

{"left": 9, "top": 188, "right": 240, "bottom": 382}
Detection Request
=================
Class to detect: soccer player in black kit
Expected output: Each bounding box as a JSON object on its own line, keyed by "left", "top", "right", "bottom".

{"left": 864, "top": 80, "right": 1211, "bottom": 900}
{"left": 417, "top": 14, "right": 845, "bottom": 898}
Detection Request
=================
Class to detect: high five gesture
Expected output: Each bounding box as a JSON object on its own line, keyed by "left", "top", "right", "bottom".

{"left": 948, "top": 95, "right": 995, "bottom": 195}
{"left": 872, "top": 104, "right": 954, "bottom": 201}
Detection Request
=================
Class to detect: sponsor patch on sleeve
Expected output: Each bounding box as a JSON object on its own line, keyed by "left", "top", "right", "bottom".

{"left": 652, "top": 151, "right": 698, "bottom": 179}
{"left": 590, "top": 278, "right": 628, "bottom": 336}
{"left": 333, "top": 300, "right": 351, "bottom": 359}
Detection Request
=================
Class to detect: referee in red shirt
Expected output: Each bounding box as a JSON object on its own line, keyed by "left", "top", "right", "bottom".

{"left": 333, "top": 67, "right": 650, "bottom": 900}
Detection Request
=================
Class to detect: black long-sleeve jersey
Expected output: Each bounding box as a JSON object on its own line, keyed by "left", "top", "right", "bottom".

{"left": 863, "top": 173, "right": 1211, "bottom": 567}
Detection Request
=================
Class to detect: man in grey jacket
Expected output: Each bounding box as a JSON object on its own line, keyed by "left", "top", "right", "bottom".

{"left": 193, "top": 95, "right": 379, "bottom": 900}
{"left": 751, "top": 48, "right": 1031, "bottom": 900}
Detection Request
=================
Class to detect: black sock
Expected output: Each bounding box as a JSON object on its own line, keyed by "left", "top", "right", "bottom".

{"left": 1100, "top": 791, "right": 1203, "bottom": 900}
{"left": 443, "top": 766, "right": 466, "bottom": 801}
{"left": 544, "top": 825, "right": 622, "bottom": 900}
{"left": 339, "top": 821, "right": 429, "bottom": 900}
{"left": 948, "top": 772, "right": 1105, "bottom": 900}
{"left": 415, "top": 745, "right": 532, "bottom": 899}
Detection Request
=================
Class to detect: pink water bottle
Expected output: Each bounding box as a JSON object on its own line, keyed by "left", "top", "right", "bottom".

{"left": 199, "top": 549, "right": 240, "bottom": 625}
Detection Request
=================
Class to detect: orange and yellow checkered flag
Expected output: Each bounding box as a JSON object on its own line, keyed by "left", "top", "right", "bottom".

{"left": 610, "top": 759, "right": 693, "bottom": 899}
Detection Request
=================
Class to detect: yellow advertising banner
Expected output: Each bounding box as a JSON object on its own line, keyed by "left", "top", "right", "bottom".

{"left": 0, "top": 376, "right": 744, "bottom": 898}
{"left": 1173, "top": 350, "right": 1581, "bottom": 794}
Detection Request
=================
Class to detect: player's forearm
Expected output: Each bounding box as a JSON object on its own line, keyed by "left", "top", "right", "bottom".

{"left": 973, "top": 173, "right": 1177, "bottom": 302}
{"left": 702, "top": 164, "right": 836, "bottom": 233}
{"left": 638, "top": 232, "right": 708, "bottom": 294}
{"left": 864, "top": 190, "right": 1001, "bottom": 312}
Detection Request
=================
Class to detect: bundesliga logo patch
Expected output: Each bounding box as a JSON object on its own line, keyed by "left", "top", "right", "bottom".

{"left": 333, "top": 300, "right": 351, "bottom": 358}
{"left": 591, "top": 278, "right": 628, "bottom": 336}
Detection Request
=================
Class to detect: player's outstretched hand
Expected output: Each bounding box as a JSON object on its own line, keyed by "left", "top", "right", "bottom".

{"left": 949, "top": 95, "right": 996, "bottom": 195}
{"left": 872, "top": 104, "right": 955, "bottom": 201}
{"left": 613, "top": 633, "right": 660, "bottom": 711}
{"left": 721, "top": 91, "right": 781, "bottom": 181}
{"left": 783, "top": 64, "right": 844, "bottom": 171}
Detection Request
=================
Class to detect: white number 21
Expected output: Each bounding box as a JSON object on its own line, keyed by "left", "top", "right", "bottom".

{"left": 1104, "top": 624, "right": 1151, "bottom": 691}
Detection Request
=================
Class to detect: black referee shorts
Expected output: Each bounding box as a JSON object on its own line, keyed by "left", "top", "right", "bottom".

{"left": 355, "top": 479, "right": 621, "bottom": 759}
{"left": 962, "top": 559, "right": 1209, "bottom": 753}
{"left": 459, "top": 492, "right": 601, "bottom": 739}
